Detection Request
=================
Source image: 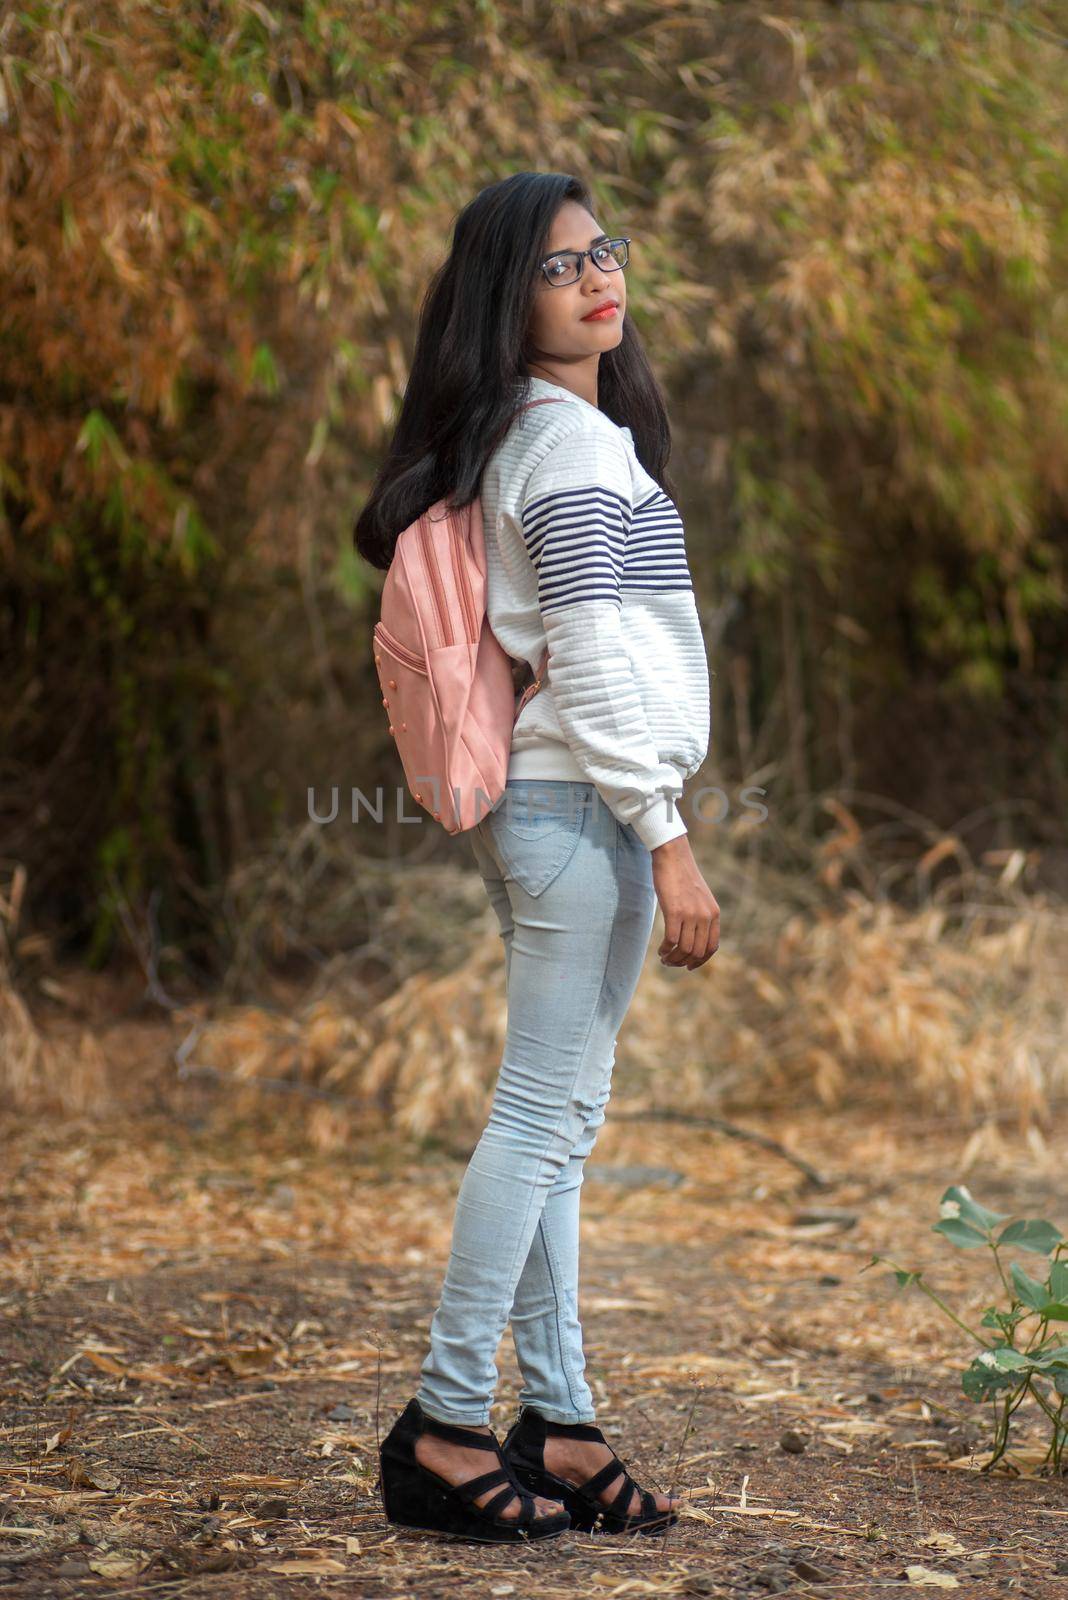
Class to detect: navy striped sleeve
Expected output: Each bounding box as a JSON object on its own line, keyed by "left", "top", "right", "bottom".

{"left": 519, "top": 426, "right": 633, "bottom": 614}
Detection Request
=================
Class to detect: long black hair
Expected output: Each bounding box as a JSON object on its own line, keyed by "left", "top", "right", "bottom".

{"left": 353, "top": 171, "right": 677, "bottom": 571}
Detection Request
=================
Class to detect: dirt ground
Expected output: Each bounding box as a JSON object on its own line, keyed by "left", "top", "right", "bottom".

{"left": 2, "top": 1052, "right": 1067, "bottom": 1599}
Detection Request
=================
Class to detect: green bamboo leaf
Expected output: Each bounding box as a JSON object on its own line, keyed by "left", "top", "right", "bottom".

{"left": 76, "top": 409, "right": 130, "bottom": 473}
{"left": 249, "top": 342, "right": 280, "bottom": 396}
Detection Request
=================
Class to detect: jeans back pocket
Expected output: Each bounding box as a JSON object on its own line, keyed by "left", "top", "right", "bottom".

{"left": 484, "top": 783, "right": 587, "bottom": 897}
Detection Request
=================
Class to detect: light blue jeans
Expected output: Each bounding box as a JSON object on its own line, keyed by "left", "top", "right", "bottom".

{"left": 414, "top": 778, "right": 658, "bottom": 1425}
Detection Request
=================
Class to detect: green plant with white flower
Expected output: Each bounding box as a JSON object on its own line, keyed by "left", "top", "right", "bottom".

{"left": 863, "top": 1184, "right": 1067, "bottom": 1474}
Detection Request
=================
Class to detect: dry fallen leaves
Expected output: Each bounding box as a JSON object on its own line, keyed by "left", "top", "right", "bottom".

{"left": 940, "top": 1443, "right": 1057, "bottom": 1474}
{"left": 918, "top": 1531, "right": 969, "bottom": 1556}
{"left": 264, "top": 1552, "right": 348, "bottom": 1575}
{"left": 87, "top": 1549, "right": 150, "bottom": 1579}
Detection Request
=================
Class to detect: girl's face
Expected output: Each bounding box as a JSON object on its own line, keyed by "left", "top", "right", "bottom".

{"left": 524, "top": 201, "right": 627, "bottom": 367}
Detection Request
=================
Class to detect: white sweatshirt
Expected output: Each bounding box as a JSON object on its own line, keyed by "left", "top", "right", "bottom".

{"left": 479, "top": 375, "right": 711, "bottom": 851}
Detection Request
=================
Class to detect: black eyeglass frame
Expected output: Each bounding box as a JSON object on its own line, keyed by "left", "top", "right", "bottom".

{"left": 537, "top": 236, "right": 632, "bottom": 288}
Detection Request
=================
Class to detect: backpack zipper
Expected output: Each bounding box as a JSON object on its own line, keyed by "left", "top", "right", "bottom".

{"left": 418, "top": 516, "right": 453, "bottom": 647}
{"left": 451, "top": 520, "right": 478, "bottom": 641}
{"left": 374, "top": 621, "right": 428, "bottom": 674}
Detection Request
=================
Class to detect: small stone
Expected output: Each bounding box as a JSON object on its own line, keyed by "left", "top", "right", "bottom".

{"left": 792, "top": 1556, "right": 835, "bottom": 1582}
{"left": 327, "top": 1402, "right": 357, "bottom": 1421}
{"left": 779, "top": 1430, "right": 807, "bottom": 1454}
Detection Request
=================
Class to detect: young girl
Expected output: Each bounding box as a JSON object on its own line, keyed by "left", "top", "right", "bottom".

{"left": 355, "top": 170, "right": 719, "bottom": 1544}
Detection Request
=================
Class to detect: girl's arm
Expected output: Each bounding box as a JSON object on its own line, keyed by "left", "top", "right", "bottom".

{"left": 519, "top": 424, "right": 688, "bottom": 852}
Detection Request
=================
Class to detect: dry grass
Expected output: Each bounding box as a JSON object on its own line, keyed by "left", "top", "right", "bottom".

{"left": 4, "top": 795, "right": 1065, "bottom": 1141}
{"left": 181, "top": 803, "right": 1068, "bottom": 1142}
{"left": 253, "top": 887, "right": 1064, "bottom": 1145}
{"left": 0, "top": 866, "right": 109, "bottom": 1114}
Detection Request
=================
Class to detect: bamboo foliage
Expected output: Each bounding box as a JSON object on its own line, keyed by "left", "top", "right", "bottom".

{"left": 1, "top": 0, "right": 1066, "bottom": 961}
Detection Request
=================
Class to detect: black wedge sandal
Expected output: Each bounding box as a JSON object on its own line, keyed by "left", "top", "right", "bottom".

{"left": 501, "top": 1406, "right": 679, "bottom": 1536}
{"left": 376, "top": 1397, "right": 572, "bottom": 1543}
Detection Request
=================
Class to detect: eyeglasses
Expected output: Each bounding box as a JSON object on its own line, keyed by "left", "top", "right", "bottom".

{"left": 538, "top": 236, "right": 631, "bottom": 288}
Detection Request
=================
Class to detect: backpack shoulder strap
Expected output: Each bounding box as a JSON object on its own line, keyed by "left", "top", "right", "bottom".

{"left": 484, "top": 393, "right": 568, "bottom": 457}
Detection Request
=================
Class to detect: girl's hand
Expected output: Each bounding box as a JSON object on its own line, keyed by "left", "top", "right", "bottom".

{"left": 651, "top": 835, "right": 720, "bottom": 969}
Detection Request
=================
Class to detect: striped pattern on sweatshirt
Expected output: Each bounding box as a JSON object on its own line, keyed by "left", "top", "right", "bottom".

{"left": 522, "top": 481, "right": 629, "bottom": 611}
{"left": 627, "top": 488, "right": 693, "bottom": 591}
{"left": 479, "top": 375, "right": 711, "bottom": 852}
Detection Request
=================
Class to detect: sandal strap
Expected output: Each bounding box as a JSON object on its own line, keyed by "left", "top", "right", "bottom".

{"left": 517, "top": 1489, "right": 539, "bottom": 1524}
{"left": 608, "top": 1470, "right": 639, "bottom": 1518}
{"left": 525, "top": 1410, "right": 669, "bottom": 1528}
{"left": 480, "top": 1482, "right": 522, "bottom": 1518}
{"left": 420, "top": 1415, "right": 498, "bottom": 1450}
{"left": 471, "top": 1478, "right": 542, "bottom": 1526}
{"left": 449, "top": 1451, "right": 544, "bottom": 1526}
{"left": 544, "top": 1419, "right": 605, "bottom": 1443}
{"left": 452, "top": 1465, "right": 513, "bottom": 1504}
{"left": 578, "top": 1458, "right": 631, "bottom": 1498}
{"left": 574, "top": 1454, "right": 653, "bottom": 1523}
{"left": 420, "top": 1416, "right": 557, "bottom": 1527}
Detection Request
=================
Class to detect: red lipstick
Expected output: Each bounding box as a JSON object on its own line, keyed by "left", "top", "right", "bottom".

{"left": 581, "top": 300, "right": 620, "bottom": 322}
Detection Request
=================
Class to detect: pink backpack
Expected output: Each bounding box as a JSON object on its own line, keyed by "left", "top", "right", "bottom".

{"left": 372, "top": 396, "right": 565, "bottom": 834}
